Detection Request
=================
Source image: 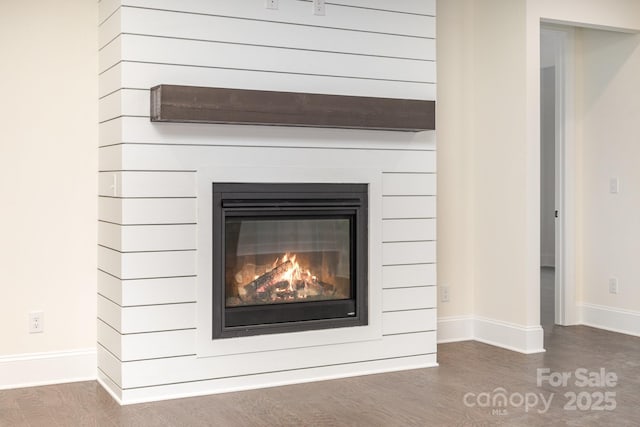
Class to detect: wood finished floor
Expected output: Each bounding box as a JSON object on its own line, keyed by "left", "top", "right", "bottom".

{"left": 2, "top": 324, "right": 639, "bottom": 426}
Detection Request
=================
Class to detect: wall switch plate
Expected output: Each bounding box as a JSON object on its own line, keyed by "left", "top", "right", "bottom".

{"left": 266, "top": 0, "right": 278, "bottom": 10}
{"left": 313, "top": 0, "right": 326, "bottom": 15}
{"left": 29, "top": 311, "right": 44, "bottom": 333}
{"left": 440, "top": 285, "right": 450, "bottom": 303}
{"left": 609, "top": 177, "right": 619, "bottom": 194}
{"left": 608, "top": 278, "right": 618, "bottom": 294}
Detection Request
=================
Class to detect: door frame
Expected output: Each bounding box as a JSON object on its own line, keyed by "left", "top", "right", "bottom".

{"left": 541, "top": 24, "right": 578, "bottom": 325}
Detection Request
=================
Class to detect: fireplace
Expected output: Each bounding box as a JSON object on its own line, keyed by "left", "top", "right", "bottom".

{"left": 212, "top": 183, "right": 368, "bottom": 339}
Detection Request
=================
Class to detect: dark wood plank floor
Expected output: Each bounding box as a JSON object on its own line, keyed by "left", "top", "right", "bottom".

{"left": 2, "top": 325, "right": 639, "bottom": 426}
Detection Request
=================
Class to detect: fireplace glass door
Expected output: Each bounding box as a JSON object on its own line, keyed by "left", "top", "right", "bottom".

{"left": 225, "top": 216, "right": 352, "bottom": 307}
{"left": 213, "top": 183, "right": 368, "bottom": 339}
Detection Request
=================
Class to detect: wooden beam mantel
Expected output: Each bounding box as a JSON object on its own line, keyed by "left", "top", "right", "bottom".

{"left": 150, "top": 85, "right": 435, "bottom": 132}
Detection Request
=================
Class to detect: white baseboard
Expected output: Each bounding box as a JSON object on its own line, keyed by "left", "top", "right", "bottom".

{"left": 474, "top": 316, "right": 545, "bottom": 354}
{"left": 437, "top": 316, "right": 474, "bottom": 343}
{"left": 0, "top": 349, "right": 96, "bottom": 390}
{"left": 579, "top": 303, "right": 640, "bottom": 337}
{"left": 437, "top": 315, "right": 545, "bottom": 354}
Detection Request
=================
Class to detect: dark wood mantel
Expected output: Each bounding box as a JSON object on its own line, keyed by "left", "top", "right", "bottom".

{"left": 150, "top": 85, "right": 435, "bottom": 132}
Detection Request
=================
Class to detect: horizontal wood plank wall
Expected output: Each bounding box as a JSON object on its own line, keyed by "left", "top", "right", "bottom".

{"left": 98, "top": 0, "right": 436, "bottom": 402}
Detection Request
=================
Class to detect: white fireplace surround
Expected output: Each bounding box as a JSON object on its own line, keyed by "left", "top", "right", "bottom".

{"left": 97, "top": 0, "right": 437, "bottom": 404}
{"left": 196, "top": 166, "right": 383, "bottom": 357}
{"left": 96, "top": 130, "right": 438, "bottom": 404}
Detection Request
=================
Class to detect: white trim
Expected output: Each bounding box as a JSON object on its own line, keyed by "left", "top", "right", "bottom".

{"left": 473, "top": 316, "right": 545, "bottom": 354}
{"left": 436, "top": 315, "right": 545, "bottom": 354}
{"left": 195, "top": 166, "right": 384, "bottom": 357}
{"left": 579, "top": 303, "right": 640, "bottom": 338}
{"left": 436, "top": 316, "right": 473, "bottom": 343}
{"left": 0, "top": 349, "right": 96, "bottom": 390}
{"left": 108, "top": 355, "right": 437, "bottom": 405}
{"left": 555, "top": 25, "right": 578, "bottom": 326}
{"left": 541, "top": 19, "right": 640, "bottom": 34}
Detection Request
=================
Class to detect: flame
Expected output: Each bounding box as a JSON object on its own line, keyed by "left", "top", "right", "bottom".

{"left": 229, "top": 251, "right": 342, "bottom": 306}
{"left": 267, "top": 252, "right": 319, "bottom": 295}
{"left": 279, "top": 253, "right": 298, "bottom": 291}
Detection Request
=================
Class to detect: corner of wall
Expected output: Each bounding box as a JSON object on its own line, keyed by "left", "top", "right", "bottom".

{"left": 437, "top": 315, "right": 545, "bottom": 354}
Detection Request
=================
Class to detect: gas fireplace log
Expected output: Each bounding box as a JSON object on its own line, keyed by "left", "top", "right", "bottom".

{"left": 319, "top": 281, "right": 336, "bottom": 295}
{"left": 306, "top": 279, "right": 336, "bottom": 296}
{"left": 243, "top": 260, "right": 293, "bottom": 297}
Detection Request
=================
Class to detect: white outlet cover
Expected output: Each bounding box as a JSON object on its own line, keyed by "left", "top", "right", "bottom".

{"left": 440, "top": 286, "right": 450, "bottom": 302}
{"left": 609, "top": 177, "right": 619, "bottom": 194}
{"left": 265, "top": 0, "right": 278, "bottom": 10}
{"left": 313, "top": 0, "right": 326, "bottom": 15}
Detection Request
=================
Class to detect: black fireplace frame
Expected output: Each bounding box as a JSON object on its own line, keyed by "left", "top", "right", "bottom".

{"left": 212, "top": 182, "right": 368, "bottom": 339}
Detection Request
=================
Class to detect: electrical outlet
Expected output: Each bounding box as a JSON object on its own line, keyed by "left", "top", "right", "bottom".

{"left": 265, "top": 0, "right": 278, "bottom": 10}
{"left": 609, "top": 177, "right": 619, "bottom": 194}
{"left": 313, "top": 0, "right": 326, "bottom": 15}
{"left": 111, "top": 173, "right": 118, "bottom": 197}
{"left": 440, "top": 285, "right": 450, "bottom": 303}
{"left": 608, "top": 278, "right": 618, "bottom": 294}
{"left": 29, "top": 311, "right": 44, "bottom": 333}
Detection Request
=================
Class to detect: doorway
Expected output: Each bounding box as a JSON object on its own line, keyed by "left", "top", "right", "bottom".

{"left": 539, "top": 56, "right": 555, "bottom": 327}
{"left": 540, "top": 25, "right": 577, "bottom": 328}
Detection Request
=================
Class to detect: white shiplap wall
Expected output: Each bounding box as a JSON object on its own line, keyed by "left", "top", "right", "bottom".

{"left": 98, "top": 0, "right": 436, "bottom": 404}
